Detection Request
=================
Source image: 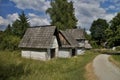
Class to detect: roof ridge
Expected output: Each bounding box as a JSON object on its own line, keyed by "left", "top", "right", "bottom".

{"left": 29, "top": 25, "right": 55, "bottom": 28}
{"left": 19, "top": 25, "right": 57, "bottom": 48}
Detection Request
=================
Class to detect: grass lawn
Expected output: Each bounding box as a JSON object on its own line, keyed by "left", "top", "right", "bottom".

{"left": 111, "top": 54, "right": 120, "bottom": 68}
{"left": 112, "top": 55, "right": 120, "bottom": 62}
{"left": 0, "top": 50, "right": 98, "bottom": 80}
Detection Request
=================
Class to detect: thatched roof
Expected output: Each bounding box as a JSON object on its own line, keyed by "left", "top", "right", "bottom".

{"left": 66, "top": 29, "right": 85, "bottom": 40}
{"left": 19, "top": 26, "right": 56, "bottom": 49}
{"left": 59, "top": 30, "right": 79, "bottom": 48}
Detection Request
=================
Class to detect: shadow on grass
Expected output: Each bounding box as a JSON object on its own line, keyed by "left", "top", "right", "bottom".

{"left": 0, "top": 63, "right": 30, "bottom": 80}
{"left": 100, "top": 51, "right": 120, "bottom": 55}
{"left": 104, "top": 53, "right": 120, "bottom": 55}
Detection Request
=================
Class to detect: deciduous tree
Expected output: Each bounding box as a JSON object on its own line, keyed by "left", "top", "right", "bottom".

{"left": 106, "top": 12, "right": 120, "bottom": 47}
{"left": 46, "top": 0, "right": 77, "bottom": 30}
{"left": 90, "top": 18, "right": 109, "bottom": 45}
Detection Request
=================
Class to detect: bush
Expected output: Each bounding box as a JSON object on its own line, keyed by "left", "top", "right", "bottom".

{"left": 90, "top": 41, "right": 102, "bottom": 49}
{"left": 0, "top": 35, "right": 20, "bottom": 50}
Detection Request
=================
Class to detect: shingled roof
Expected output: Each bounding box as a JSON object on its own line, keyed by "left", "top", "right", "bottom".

{"left": 59, "top": 30, "right": 79, "bottom": 48}
{"left": 66, "top": 29, "right": 85, "bottom": 39}
{"left": 19, "top": 26, "right": 56, "bottom": 49}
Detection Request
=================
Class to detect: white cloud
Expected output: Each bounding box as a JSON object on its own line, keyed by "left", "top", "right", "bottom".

{"left": 0, "top": 13, "right": 19, "bottom": 26}
{"left": 109, "top": 5, "right": 116, "bottom": 9}
{"left": 104, "top": 13, "right": 116, "bottom": 22}
{"left": 28, "top": 13, "right": 50, "bottom": 26}
{"left": 69, "top": 0, "right": 107, "bottom": 29}
{"left": 68, "top": 0, "right": 119, "bottom": 30}
{"left": 105, "top": 0, "right": 120, "bottom": 11}
{"left": 0, "top": 13, "right": 19, "bottom": 30}
{"left": 1, "top": 0, "right": 119, "bottom": 31}
{"left": 0, "top": 16, "right": 9, "bottom": 26}
{"left": 105, "top": 5, "right": 116, "bottom": 11}
{"left": 7, "top": 13, "right": 19, "bottom": 23}
{"left": 10, "top": 0, "right": 50, "bottom": 12}
{"left": 0, "top": 13, "right": 50, "bottom": 30}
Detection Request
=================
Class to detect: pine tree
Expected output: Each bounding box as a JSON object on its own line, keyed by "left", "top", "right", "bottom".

{"left": 4, "top": 24, "right": 12, "bottom": 35}
{"left": 12, "top": 11, "right": 30, "bottom": 38}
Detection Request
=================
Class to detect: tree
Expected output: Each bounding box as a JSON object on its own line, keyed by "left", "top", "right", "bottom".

{"left": 0, "top": 35, "right": 20, "bottom": 50}
{"left": 12, "top": 11, "right": 30, "bottom": 38}
{"left": 0, "top": 30, "right": 3, "bottom": 46}
{"left": 12, "top": 20, "right": 21, "bottom": 37}
{"left": 90, "top": 18, "right": 109, "bottom": 45}
{"left": 106, "top": 12, "right": 120, "bottom": 47}
{"left": 46, "top": 0, "right": 77, "bottom": 30}
{"left": 110, "top": 12, "right": 120, "bottom": 35}
{"left": 0, "top": 12, "right": 29, "bottom": 50}
{"left": 4, "top": 24, "right": 12, "bottom": 35}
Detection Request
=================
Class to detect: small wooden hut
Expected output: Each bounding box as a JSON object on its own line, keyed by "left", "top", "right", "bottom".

{"left": 57, "top": 30, "right": 78, "bottom": 58}
{"left": 19, "top": 26, "right": 58, "bottom": 60}
{"left": 66, "top": 29, "right": 89, "bottom": 55}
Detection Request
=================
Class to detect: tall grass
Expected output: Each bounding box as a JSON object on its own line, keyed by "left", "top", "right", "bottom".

{"left": 112, "top": 55, "right": 120, "bottom": 62}
{"left": 111, "top": 55, "right": 120, "bottom": 68}
{"left": 0, "top": 50, "right": 98, "bottom": 80}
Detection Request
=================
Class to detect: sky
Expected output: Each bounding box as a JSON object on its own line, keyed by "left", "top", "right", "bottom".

{"left": 0, "top": 0, "right": 120, "bottom": 32}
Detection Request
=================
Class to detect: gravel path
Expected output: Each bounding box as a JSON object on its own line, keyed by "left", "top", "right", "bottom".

{"left": 93, "top": 54, "right": 120, "bottom": 80}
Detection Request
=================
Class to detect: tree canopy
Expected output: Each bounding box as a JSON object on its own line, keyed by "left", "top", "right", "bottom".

{"left": 4, "top": 24, "right": 12, "bottom": 35}
{"left": 106, "top": 12, "right": 120, "bottom": 47}
{"left": 0, "top": 11, "right": 30, "bottom": 50}
{"left": 89, "top": 12, "right": 120, "bottom": 48}
{"left": 90, "top": 18, "right": 109, "bottom": 45}
{"left": 12, "top": 11, "right": 30, "bottom": 38}
{"left": 46, "top": 0, "right": 77, "bottom": 30}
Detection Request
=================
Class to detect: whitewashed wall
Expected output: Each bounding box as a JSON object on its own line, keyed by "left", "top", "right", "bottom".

{"left": 21, "top": 50, "right": 48, "bottom": 61}
{"left": 77, "top": 49, "right": 85, "bottom": 55}
{"left": 21, "top": 50, "right": 31, "bottom": 58}
{"left": 51, "top": 37, "right": 58, "bottom": 48}
{"left": 51, "top": 37, "right": 59, "bottom": 57}
{"left": 58, "top": 49, "right": 71, "bottom": 58}
{"left": 21, "top": 37, "right": 59, "bottom": 61}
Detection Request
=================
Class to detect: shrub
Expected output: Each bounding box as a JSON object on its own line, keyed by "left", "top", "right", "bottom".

{"left": 0, "top": 35, "right": 20, "bottom": 50}
{"left": 90, "top": 41, "right": 102, "bottom": 48}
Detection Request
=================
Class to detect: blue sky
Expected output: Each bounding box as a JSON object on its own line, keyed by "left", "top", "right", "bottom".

{"left": 0, "top": 0, "right": 120, "bottom": 31}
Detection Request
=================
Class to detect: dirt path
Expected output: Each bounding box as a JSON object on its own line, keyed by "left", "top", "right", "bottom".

{"left": 85, "top": 62, "right": 98, "bottom": 80}
{"left": 93, "top": 54, "right": 120, "bottom": 80}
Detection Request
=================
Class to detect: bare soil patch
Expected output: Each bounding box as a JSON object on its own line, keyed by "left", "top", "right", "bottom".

{"left": 85, "top": 62, "right": 99, "bottom": 80}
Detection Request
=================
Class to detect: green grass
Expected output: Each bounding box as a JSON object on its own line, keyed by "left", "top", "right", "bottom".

{"left": 112, "top": 55, "right": 120, "bottom": 62}
{"left": 0, "top": 50, "right": 98, "bottom": 80}
{"left": 111, "top": 54, "right": 120, "bottom": 68}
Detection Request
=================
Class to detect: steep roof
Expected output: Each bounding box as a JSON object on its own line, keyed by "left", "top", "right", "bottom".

{"left": 66, "top": 29, "right": 85, "bottom": 39}
{"left": 19, "top": 26, "right": 56, "bottom": 49}
{"left": 59, "top": 30, "right": 79, "bottom": 48}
